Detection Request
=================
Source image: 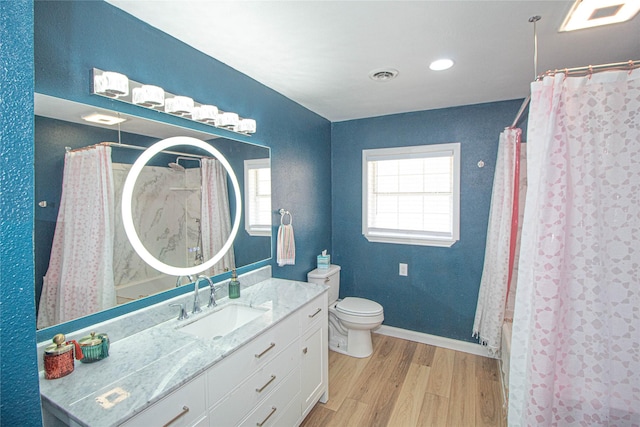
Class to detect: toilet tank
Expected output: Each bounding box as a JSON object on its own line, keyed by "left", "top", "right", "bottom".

{"left": 307, "top": 264, "right": 341, "bottom": 304}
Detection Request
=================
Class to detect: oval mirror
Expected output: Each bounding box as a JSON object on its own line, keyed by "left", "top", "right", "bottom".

{"left": 122, "top": 136, "right": 242, "bottom": 277}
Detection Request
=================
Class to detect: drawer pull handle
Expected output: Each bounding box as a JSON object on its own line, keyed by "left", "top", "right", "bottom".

{"left": 162, "top": 405, "right": 189, "bottom": 427}
{"left": 308, "top": 308, "right": 322, "bottom": 318}
{"left": 256, "top": 375, "right": 276, "bottom": 392}
{"left": 255, "top": 342, "right": 276, "bottom": 358}
{"left": 256, "top": 406, "right": 277, "bottom": 426}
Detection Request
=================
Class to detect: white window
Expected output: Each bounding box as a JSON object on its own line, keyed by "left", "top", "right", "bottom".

{"left": 244, "top": 158, "right": 271, "bottom": 237}
{"left": 362, "top": 143, "right": 460, "bottom": 247}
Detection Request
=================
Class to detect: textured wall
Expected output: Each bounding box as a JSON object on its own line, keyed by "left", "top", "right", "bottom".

{"left": 34, "top": 1, "right": 332, "bottom": 285}
{"left": 0, "top": 1, "right": 42, "bottom": 425}
{"left": 331, "top": 100, "right": 523, "bottom": 342}
{"left": 33, "top": 0, "right": 331, "bottom": 339}
{"left": 4, "top": 0, "right": 331, "bottom": 420}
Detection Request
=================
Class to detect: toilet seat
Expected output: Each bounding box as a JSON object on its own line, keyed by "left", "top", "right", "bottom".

{"left": 336, "top": 297, "right": 383, "bottom": 317}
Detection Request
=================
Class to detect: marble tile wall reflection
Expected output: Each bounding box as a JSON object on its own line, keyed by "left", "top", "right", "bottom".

{"left": 112, "top": 164, "right": 201, "bottom": 290}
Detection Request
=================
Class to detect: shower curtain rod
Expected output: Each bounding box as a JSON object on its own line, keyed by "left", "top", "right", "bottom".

{"left": 537, "top": 59, "right": 639, "bottom": 79}
{"left": 66, "top": 141, "right": 208, "bottom": 159}
{"left": 510, "top": 59, "right": 639, "bottom": 129}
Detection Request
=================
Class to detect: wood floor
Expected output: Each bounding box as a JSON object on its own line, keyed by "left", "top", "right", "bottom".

{"left": 300, "top": 333, "right": 506, "bottom": 427}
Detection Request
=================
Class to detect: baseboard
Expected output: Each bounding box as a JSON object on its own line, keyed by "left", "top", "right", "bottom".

{"left": 498, "top": 358, "right": 509, "bottom": 420}
{"left": 374, "top": 325, "right": 497, "bottom": 359}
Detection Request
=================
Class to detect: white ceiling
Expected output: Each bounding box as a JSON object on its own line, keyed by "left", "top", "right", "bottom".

{"left": 106, "top": 1, "right": 639, "bottom": 122}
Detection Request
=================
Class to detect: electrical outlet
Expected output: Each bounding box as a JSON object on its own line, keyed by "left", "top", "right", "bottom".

{"left": 399, "top": 263, "right": 408, "bottom": 276}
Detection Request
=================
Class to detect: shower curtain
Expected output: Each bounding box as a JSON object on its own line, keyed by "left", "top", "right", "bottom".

{"left": 509, "top": 68, "right": 640, "bottom": 425}
{"left": 473, "top": 127, "right": 522, "bottom": 355}
{"left": 201, "top": 157, "right": 235, "bottom": 276}
{"left": 37, "top": 146, "right": 116, "bottom": 328}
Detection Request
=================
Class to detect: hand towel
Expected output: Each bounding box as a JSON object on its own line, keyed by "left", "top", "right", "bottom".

{"left": 277, "top": 223, "right": 295, "bottom": 266}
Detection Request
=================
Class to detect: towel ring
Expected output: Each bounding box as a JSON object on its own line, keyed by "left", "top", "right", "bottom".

{"left": 279, "top": 209, "right": 292, "bottom": 225}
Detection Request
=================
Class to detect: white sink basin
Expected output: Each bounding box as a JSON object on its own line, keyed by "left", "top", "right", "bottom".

{"left": 178, "top": 304, "right": 268, "bottom": 340}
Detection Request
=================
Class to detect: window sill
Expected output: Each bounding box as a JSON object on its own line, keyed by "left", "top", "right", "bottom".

{"left": 246, "top": 227, "right": 271, "bottom": 237}
{"left": 363, "top": 233, "right": 457, "bottom": 248}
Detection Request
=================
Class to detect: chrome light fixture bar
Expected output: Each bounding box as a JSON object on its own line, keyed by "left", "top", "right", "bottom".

{"left": 91, "top": 68, "right": 256, "bottom": 136}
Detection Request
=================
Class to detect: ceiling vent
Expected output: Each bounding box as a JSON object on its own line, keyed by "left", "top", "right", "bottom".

{"left": 369, "top": 69, "right": 399, "bottom": 82}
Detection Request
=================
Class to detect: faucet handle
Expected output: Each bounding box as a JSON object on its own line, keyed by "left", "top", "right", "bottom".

{"left": 169, "top": 303, "right": 189, "bottom": 320}
{"left": 208, "top": 284, "right": 218, "bottom": 308}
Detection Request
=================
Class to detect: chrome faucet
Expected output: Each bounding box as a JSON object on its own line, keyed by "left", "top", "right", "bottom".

{"left": 192, "top": 279, "right": 202, "bottom": 314}
{"left": 175, "top": 275, "right": 195, "bottom": 288}
{"left": 169, "top": 303, "right": 188, "bottom": 320}
{"left": 196, "top": 275, "right": 217, "bottom": 308}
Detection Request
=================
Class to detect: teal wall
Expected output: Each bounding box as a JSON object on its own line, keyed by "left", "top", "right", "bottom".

{"left": 34, "top": 1, "right": 333, "bottom": 288}
{"left": 2, "top": 0, "right": 525, "bottom": 423}
{"left": 331, "top": 101, "right": 523, "bottom": 342}
{"left": 3, "top": 1, "right": 331, "bottom": 423}
{"left": 0, "top": 1, "right": 42, "bottom": 425}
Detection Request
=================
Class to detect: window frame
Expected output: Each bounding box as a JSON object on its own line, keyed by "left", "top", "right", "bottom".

{"left": 244, "top": 158, "right": 271, "bottom": 237}
{"left": 362, "top": 142, "right": 461, "bottom": 247}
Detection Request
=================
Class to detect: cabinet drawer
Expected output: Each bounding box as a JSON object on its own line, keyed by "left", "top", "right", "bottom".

{"left": 300, "top": 293, "right": 327, "bottom": 333}
{"left": 207, "top": 340, "right": 298, "bottom": 426}
{"left": 238, "top": 369, "right": 301, "bottom": 427}
{"left": 119, "top": 375, "right": 206, "bottom": 427}
{"left": 206, "top": 311, "right": 299, "bottom": 406}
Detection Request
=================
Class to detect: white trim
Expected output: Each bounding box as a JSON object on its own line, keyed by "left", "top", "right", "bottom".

{"left": 244, "top": 158, "right": 271, "bottom": 237}
{"left": 498, "top": 358, "right": 509, "bottom": 418}
{"left": 374, "top": 324, "right": 497, "bottom": 359}
{"left": 362, "top": 142, "right": 460, "bottom": 247}
{"left": 364, "top": 233, "right": 456, "bottom": 247}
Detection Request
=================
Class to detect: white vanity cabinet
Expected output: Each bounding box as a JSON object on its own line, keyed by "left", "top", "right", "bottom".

{"left": 299, "top": 292, "right": 329, "bottom": 419}
{"left": 206, "top": 292, "right": 328, "bottom": 427}
{"left": 39, "top": 277, "right": 328, "bottom": 427}
{"left": 119, "top": 375, "right": 208, "bottom": 427}
{"left": 206, "top": 312, "right": 299, "bottom": 426}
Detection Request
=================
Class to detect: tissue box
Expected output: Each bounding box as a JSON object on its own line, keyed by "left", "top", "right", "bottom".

{"left": 317, "top": 255, "right": 330, "bottom": 269}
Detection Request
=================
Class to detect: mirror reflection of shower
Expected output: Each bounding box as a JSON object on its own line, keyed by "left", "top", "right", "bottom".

{"left": 168, "top": 156, "right": 203, "bottom": 267}
{"left": 192, "top": 218, "right": 203, "bottom": 265}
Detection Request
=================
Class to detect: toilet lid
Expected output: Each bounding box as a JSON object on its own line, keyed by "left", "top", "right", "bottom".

{"left": 336, "top": 297, "right": 383, "bottom": 316}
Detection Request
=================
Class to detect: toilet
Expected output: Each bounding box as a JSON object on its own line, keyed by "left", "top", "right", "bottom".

{"left": 307, "top": 264, "right": 384, "bottom": 358}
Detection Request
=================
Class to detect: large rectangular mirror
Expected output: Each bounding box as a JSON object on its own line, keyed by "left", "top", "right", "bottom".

{"left": 35, "top": 94, "right": 271, "bottom": 333}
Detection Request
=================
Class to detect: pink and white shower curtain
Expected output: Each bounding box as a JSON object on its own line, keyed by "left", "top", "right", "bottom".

{"left": 509, "top": 68, "right": 640, "bottom": 425}
{"left": 37, "top": 146, "right": 116, "bottom": 328}
{"left": 201, "top": 157, "right": 235, "bottom": 276}
{"left": 473, "top": 127, "right": 522, "bottom": 355}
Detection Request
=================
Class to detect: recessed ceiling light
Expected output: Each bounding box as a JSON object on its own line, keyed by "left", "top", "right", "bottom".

{"left": 559, "top": 0, "right": 640, "bottom": 31}
{"left": 81, "top": 112, "right": 127, "bottom": 126}
{"left": 369, "top": 68, "right": 399, "bottom": 82}
{"left": 429, "top": 59, "right": 454, "bottom": 71}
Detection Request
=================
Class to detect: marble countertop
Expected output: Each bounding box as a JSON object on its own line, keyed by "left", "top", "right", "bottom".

{"left": 38, "top": 276, "right": 327, "bottom": 427}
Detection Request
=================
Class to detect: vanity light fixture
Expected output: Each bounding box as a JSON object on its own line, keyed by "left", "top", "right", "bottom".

{"left": 132, "top": 85, "right": 165, "bottom": 108}
{"left": 217, "top": 112, "right": 240, "bottom": 129}
{"left": 429, "top": 58, "right": 455, "bottom": 71}
{"left": 81, "top": 112, "right": 127, "bottom": 126}
{"left": 192, "top": 105, "right": 219, "bottom": 123}
{"left": 122, "top": 136, "right": 242, "bottom": 277}
{"left": 560, "top": 0, "right": 640, "bottom": 31}
{"left": 237, "top": 118, "right": 257, "bottom": 134}
{"left": 93, "top": 71, "right": 129, "bottom": 98}
{"left": 91, "top": 68, "right": 257, "bottom": 136}
{"left": 165, "top": 96, "right": 195, "bottom": 116}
